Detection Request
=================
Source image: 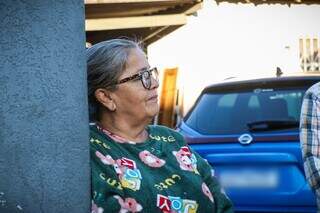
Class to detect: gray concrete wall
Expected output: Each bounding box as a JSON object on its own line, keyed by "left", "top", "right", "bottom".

{"left": 0, "top": 1, "right": 90, "bottom": 212}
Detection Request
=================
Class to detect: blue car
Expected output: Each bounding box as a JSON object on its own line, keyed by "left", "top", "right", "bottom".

{"left": 177, "top": 75, "right": 319, "bottom": 213}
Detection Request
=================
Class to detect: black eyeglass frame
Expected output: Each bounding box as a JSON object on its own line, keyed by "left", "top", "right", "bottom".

{"left": 116, "top": 67, "right": 158, "bottom": 89}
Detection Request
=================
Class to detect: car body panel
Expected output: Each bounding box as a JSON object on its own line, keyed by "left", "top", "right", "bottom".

{"left": 178, "top": 75, "right": 320, "bottom": 213}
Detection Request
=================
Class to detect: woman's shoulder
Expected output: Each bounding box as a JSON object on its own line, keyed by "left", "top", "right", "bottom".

{"left": 89, "top": 122, "right": 98, "bottom": 131}
{"left": 89, "top": 123, "right": 98, "bottom": 136}
{"left": 89, "top": 123, "right": 114, "bottom": 150}
{"left": 89, "top": 123, "right": 102, "bottom": 138}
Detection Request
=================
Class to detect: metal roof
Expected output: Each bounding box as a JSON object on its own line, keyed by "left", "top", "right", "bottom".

{"left": 85, "top": 0, "right": 202, "bottom": 46}
{"left": 85, "top": 0, "right": 320, "bottom": 46}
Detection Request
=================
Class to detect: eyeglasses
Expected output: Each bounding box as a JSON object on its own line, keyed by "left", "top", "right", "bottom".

{"left": 116, "top": 67, "right": 159, "bottom": 89}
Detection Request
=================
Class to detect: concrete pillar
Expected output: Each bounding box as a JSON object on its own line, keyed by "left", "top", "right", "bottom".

{"left": 0, "top": 1, "right": 90, "bottom": 212}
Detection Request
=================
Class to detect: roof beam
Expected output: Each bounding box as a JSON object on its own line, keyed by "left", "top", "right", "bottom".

{"left": 183, "top": 2, "right": 202, "bottom": 15}
{"left": 142, "top": 26, "right": 169, "bottom": 43}
{"left": 85, "top": 14, "right": 187, "bottom": 31}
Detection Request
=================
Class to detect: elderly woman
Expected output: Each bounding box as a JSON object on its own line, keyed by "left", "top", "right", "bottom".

{"left": 87, "top": 39, "right": 233, "bottom": 213}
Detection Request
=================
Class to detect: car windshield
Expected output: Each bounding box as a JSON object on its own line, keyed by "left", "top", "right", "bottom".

{"left": 185, "top": 88, "right": 306, "bottom": 134}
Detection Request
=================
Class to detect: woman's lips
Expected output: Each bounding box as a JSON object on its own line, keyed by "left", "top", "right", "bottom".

{"left": 148, "top": 95, "right": 158, "bottom": 102}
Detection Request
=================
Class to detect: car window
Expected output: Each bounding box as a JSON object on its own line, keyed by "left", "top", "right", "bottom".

{"left": 218, "top": 94, "right": 237, "bottom": 107}
{"left": 185, "top": 88, "right": 306, "bottom": 135}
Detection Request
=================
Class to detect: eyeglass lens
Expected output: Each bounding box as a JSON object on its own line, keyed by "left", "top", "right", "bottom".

{"left": 142, "top": 68, "right": 158, "bottom": 89}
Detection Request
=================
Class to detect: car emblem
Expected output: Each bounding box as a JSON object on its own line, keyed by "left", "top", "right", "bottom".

{"left": 238, "top": 134, "right": 253, "bottom": 145}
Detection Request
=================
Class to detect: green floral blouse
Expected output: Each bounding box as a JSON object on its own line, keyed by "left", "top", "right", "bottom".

{"left": 90, "top": 124, "right": 233, "bottom": 213}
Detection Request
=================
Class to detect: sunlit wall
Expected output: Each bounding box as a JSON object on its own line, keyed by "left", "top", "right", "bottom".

{"left": 148, "top": 0, "right": 320, "bottom": 114}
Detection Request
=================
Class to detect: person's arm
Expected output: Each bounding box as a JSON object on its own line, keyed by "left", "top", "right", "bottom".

{"left": 91, "top": 147, "right": 123, "bottom": 213}
{"left": 300, "top": 89, "right": 320, "bottom": 196}
{"left": 171, "top": 129, "right": 233, "bottom": 213}
{"left": 91, "top": 144, "right": 143, "bottom": 213}
{"left": 193, "top": 150, "right": 234, "bottom": 213}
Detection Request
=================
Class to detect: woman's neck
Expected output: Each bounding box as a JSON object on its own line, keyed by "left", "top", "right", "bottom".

{"left": 98, "top": 113, "right": 151, "bottom": 143}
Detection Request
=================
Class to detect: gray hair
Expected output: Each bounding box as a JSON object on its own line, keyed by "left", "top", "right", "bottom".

{"left": 86, "top": 38, "right": 142, "bottom": 121}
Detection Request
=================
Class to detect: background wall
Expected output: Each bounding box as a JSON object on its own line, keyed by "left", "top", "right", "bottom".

{"left": 148, "top": 0, "right": 320, "bottom": 115}
{"left": 0, "top": 1, "right": 90, "bottom": 212}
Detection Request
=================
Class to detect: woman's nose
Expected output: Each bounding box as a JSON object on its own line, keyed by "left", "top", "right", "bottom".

{"left": 150, "top": 75, "right": 159, "bottom": 89}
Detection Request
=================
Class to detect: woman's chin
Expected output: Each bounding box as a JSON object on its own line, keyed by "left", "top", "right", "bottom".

{"left": 147, "top": 103, "right": 160, "bottom": 118}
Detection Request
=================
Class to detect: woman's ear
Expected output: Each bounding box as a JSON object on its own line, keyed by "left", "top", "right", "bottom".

{"left": 94, "top": 89, "right": 116, "bottom": 111}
